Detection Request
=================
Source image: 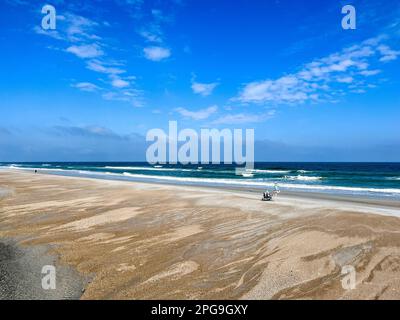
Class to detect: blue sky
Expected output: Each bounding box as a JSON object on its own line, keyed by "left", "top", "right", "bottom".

{"left": 0, "top": 0, "right": 400, "bottom": 161}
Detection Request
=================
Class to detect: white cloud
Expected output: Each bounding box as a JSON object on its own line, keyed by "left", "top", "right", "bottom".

{"left": 72, "top": 82, "right": 100, "bottom": 92}
{"left": 111, "top": 78, "right": 130, "bottom": 88}
{"left": 102, "top": 92, "right": 120, "bottom": 101}
{"left": 33, "top": 26, "right": 63, "bottom": 40}
{"left": 66, "top": 44, "right": 103, "bottom": 58}
{"left": 139, "top": 30, "right": 162, "bottom": 43}
{"left": 191, "top": 81, "right": 219, "bottom": 96}
{"left": 175, "top": 105, "right": 218, "bottom": 120}
{"left": 34, "top": 11, "right": 143, "bottom": 107}
{"left": 359, "top": 69, "right": 381, "bottom": 76}
{"left": 35, "top": 12, "right": 100, "bottom": 43}
{"left": 102, "top": 88, "right": 144, "bottom": 107}
{"left": 235, "top": 36, "right": 399, "bottom": 105}
{"left": 143, "top": 46, "right": 171, "bottom": 61}
{"left": 65, "top": 13, "right": 100, "bottom": 42}
{"left": 35, "top": 12, "right": 104, "bottom": 60}
{"left": 236, "top": 75, "right": 309, "bottom": 104}
{"left": 337, "top": 76, "right": 354, "bottom": 83}
{"left": 137, "top": 8, "right": 170, "bottom": 49}
{"left": 378, "top": 45, "right": 400, "bottom": 62}
{"left": 86, "top": 60, "right": 125, "bottom": 75}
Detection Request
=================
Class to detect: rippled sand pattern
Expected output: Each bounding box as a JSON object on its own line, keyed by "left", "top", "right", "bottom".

{"left": 1, "top": 170, "right": 400, "bottom": 299}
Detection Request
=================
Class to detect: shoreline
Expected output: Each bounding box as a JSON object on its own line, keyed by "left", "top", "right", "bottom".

{"left": 2, "top": 165, "right": 400, "bottom": 202}
{"left": 1, "top": 169, "right": 400, "bottom": 299}
{"left": 2, "top": 167, "right": 400, "bottom": 212}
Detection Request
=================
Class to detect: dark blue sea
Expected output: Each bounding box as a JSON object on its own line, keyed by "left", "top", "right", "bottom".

{"left": 1, "top": 162, "right": 400, "bottom": 199}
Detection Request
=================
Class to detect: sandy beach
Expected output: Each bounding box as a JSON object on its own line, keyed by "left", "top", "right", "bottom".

{"left": 1, "top": 168, "right": 400, "bottom": 300}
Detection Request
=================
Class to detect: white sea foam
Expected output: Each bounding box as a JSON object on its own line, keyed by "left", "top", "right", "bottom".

{"left": 242, "top": 173, "right": 254, "bottom": 177}
{"left": 78, "top": 170, "right": 98, "bottom": 175}
{"left": 285, "top": 175, "right": 322, "bottom": 181}
{"left": 5, "top": 165, "right": 400, "bottom": 196}
{"left": 251, "top": 169, "right": 291, "bottom": 174}
{"left": 121, "top": 172, "right": 400, "bottom": 195}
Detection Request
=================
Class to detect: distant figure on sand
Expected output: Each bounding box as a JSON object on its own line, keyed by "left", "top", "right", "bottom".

{"left": 273, "top": 183, "right": 280, "bottom": 196}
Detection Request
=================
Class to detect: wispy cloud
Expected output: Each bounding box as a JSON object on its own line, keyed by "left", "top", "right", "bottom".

{"left": 337, "top": 76, "right": 354, "bottom": 84}
{"left": 139, "top": 30, "right": 162, "bottom": 43}
{"left": 135, "top": 6, "right": 178, "bottom": 61}
{"left": 64, "top": 13, "right": 100, "bottom": 42}
{"left": 359, "top": 69, "right": 381, "bottom": 76}
{"left": 66, "top": 44, "right": 103, "bottom": 58}
{"left": 378, "top": 44, "right": 400, "bottom": 62}
{"left": 86, "top": 59, "right": 125, "bottom": 75}
{"left": 191, "top": 81, "right": 219, "bottom": 96}
{"left": 110, "top": 77, "right": 130, "bottom": 88}
{"left": 33, "top": 11, "right": 143, "bottom": 107}
{"left": 34, "top": 12, "right": 100, "bottom": 44}
{"left": 235, "top": 35, "right": 399, "bottom": 105}
{"left": 72, "top": 82, "right": 101, "bottom": 92}
{"left": 175, "top": 105, "right": 218, "bottom": 120}
{"left": 101, "top": 88, "right": 144, "bottom": 107}
{"left": 143, "top": 46, "right": 171, "bottom": 61}
{"left": 137, "top": 9, "right": 167, "bottom": 45}
{"left": 33, "top": 25, "right": 64, "bottom": 40}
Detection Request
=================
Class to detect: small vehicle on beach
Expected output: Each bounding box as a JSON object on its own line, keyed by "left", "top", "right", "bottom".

{"left": 262, "top": 191, "right": 273, "bottom": 201}
{"left": 262, "top": 184, "right": 280, "bottom": 201}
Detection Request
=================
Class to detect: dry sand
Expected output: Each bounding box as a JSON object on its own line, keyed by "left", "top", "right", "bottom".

{"left": 0, "top": 169, "right": 400, "bottom": 300}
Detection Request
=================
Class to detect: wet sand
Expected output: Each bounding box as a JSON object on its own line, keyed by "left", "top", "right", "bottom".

{"left": 1, "top": 169, "right": 400, "bottom": 299}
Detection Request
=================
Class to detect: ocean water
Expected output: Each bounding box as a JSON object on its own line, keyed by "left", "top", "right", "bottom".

{"left": 1, "top": 162, "right": 400, "bottom": 199}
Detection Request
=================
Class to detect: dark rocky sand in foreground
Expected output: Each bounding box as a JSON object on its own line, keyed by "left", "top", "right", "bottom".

{"left": 0, "top": 239, "right": 85, "bottom": 299}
